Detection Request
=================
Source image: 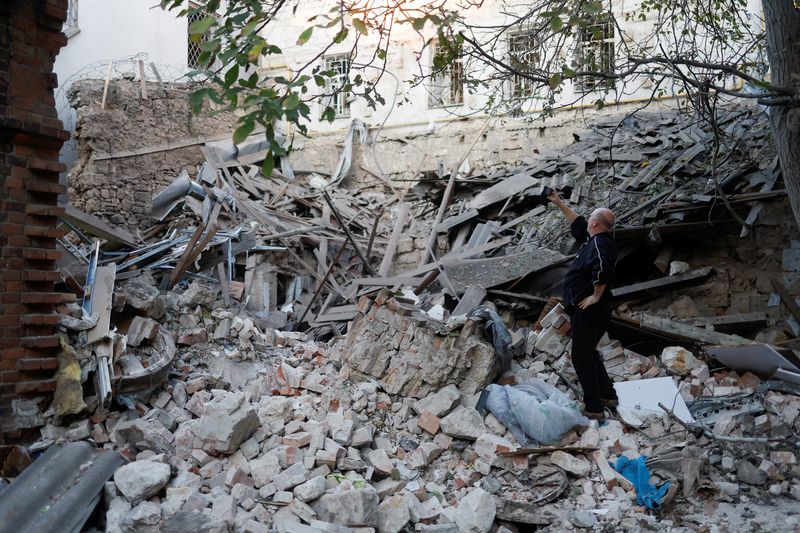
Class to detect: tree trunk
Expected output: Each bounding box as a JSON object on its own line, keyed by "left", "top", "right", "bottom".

{"left": 763, "top": 0, "right": 800, "bottom": 230}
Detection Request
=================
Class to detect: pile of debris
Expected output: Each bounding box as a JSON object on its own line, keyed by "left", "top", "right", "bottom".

{"left": 2, "top": 102, "right": 800, "bottom": 532}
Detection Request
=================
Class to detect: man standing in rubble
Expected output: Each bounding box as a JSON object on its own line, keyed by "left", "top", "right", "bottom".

{"left": 548, "top": 190, "right": 619, "bottom": 420}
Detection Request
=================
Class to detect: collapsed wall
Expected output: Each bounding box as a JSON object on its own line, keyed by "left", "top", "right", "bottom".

{"left": 67, "top": 80, "right": 237, "bottom": 231}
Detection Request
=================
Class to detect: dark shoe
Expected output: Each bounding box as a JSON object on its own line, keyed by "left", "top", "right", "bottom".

{"left": 602, "top": 398, "right": 619, "bottom": 408}
{"left": 583, "top": 409, "right": 606, "bottom": 421}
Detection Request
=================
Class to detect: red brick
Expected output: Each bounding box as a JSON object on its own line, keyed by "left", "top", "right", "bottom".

{"left": 20, "top": 314, "right": 58, "bottom": 326}
{"left": 19, "top": 335, "right": 59, "bottom": 349}
{"left": 27, "top": 157, "right": 65, "bottom": 173}
{"left": 15, "top": 380, "right": 56, "bottom": 394}
{"left": 16, "top": 358, "right": 58, "bottom": 371}
{"left": 1, "top": 371, "right": 19, "bottom": 383}
{"left": 20, "top": 292, "right": 62, "bottom": 304}
{"left": 22, "top": 248, "right": 60, "bottom": 261}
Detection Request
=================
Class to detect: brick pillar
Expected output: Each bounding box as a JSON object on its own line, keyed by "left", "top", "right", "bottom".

{"left": 0, "top": 0, "right": 69, "bottom": 441}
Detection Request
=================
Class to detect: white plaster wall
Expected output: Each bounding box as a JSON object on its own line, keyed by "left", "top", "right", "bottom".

{"left": 261, "top": 0, "right": 764, "bottom": 138}
{"left": 55, "top": 0, "right": 190, "bottom": 171}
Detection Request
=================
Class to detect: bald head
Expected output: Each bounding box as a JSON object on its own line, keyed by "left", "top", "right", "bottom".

{"left": 588, "top": 208, "right": 615, "bottom": 235}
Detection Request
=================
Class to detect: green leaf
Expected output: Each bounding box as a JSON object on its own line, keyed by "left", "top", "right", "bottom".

{"left": 584, "top": 2, "right": 604, "bottom": 14}
{"left": 297, "top": 26, "right": 313, "bottom": 45}
{"left": 224, "top": 64, "right": 239, "bottom": 87}
{"left": 199, "top": 39, "right": 220, "bottom": 52}
{"left": 411, "top": 17, "right": 426, "bottom": 30}
{"left": 321, "top": 106, "right": 336, "bottom": 122}
{"left": 189, "top": 16, "right": 215, "bottom": 35}
{"left": 548, "top": 73, "right": 563, "bottom": 90}
{"left": 283, "top": 92, "right": 300, "bottom": 110}
{"left": 352, "top": 18, "right": 368, "bottom": 35}
{"left": 314, "top": 75, "right": 327, "bottom": 87}
{"left": 198, "top": 51, "right": 213, "bottom": 66}
{"left": 550, "top": 16, "right": 563, "bottom": 31}
{"left": 261, "top": 156, "right": 275, "bottom": 177}
{"left": 333, "top": 28, "right": 349, "bottom": 43}
{"left": 233, "top": 121, "right": 255, "bottom": 144}
{"left": 377, "top": 48, "right": 386, "bottom": 60}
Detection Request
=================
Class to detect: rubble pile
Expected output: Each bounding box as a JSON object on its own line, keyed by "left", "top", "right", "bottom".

{"left": 2, "top": 103, "right": 800, "bottom": 531}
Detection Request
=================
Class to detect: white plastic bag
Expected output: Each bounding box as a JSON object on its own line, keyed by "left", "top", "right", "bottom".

{"left": 478, "top": 380, "right": 590, "bottom": 445}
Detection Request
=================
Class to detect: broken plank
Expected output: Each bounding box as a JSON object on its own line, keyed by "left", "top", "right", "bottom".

{"left": 435, "top": 209, "right": 479, "bottom": 234}
{"left": 441, "top": 246, "right": 565, "bottom": 295}
{"left": 451, "top": 285, "right": 487, "bottom": 316}
{"left": 217, "top": 263, "right": 230, "bottom": 307}
{"left": 379, "top": 203, "right": 409, "bottom": 277}
{"left": 611, "top": 267, "right": 713, "bottom": 299}
{"left": 494, "top": 205, "right": 546, "bottom": 233}
{"left": 356, "top": 277, "right": 424, "bottom": 287}
{"left": 468, "top": 172, "right": 539, "bottom": 210}
{"left": 62, "top": 205, "right": 137, "bottom": 247}
{"left": 637, "top": 313, "right": 752, "bottom": 346}
{"left": 487, "top": 289, "right": 548, "bottom": 303}
{"left": 86, "top": 263, "right": 117, "bottom": 344}
{"left": 499, "top": 446, "right": 597, "bottom": 457}
{"left": 678, "top": 312, "right": 767, "bottom": 329}
{"left": 398, "top": 237, "right": 514, "bottom": 279}
{"left": 771, "top": 277, "right": 800, "bottom": 325}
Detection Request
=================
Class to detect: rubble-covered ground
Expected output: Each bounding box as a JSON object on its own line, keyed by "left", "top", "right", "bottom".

{"left": 2, "top": 98, "right": 800, "bottom": 532}
{"left": 16, "top": 278, "right": 800, "bottom": 533}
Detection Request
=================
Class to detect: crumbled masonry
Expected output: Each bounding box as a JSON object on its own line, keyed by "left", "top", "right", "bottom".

{"left": 3, "top": 100, "right": 800, "bottom": 532}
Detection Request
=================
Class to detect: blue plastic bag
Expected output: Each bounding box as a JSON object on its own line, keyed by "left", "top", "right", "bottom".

{"left": 614, "top": 456, "right": 671, "bottom": 509}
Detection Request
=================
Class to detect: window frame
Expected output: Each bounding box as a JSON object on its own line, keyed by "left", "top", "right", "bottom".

{"left": 507, "top": 28, "right": 540, "bottom": 99}
{"left": 64, "top": 0, "right": 79, "bottom": 38}
{"left": 574, "top": 13, "right": 617, "bottom": 94}
{"left": 428, "top": 40, "right": 464, "bottom": 108}
{"left": 323, "top": 54, "right": 352, "bottom": 118}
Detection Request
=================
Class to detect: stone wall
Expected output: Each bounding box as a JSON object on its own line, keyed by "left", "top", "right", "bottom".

{"left": 67, "top": 80, "right": 238, "bottom": 231}
{"left": 337, "top": 290, "right": 497, "bottom": 398}
{"left": 0, "top": 0, "right": 70, "bottom": 440}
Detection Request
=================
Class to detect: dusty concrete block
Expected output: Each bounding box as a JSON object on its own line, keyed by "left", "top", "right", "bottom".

{"left": 113, "top": 459, "right": 171, "bottom": 504}
{"left": 120, "top": 501, "right": 162, "bottom": 533}
{"left": 311, "top": 484, "right": 379, "bottom": 527}
{"left": 413, "top": 385, "right": 462, "bottom": 417}
{"left": 293, "top": 475, "right": 327, "bottom": 502}
{"left": 550, "top": 451, "right": 591, "bottom": 477}
{"left": 440, "top": 406, "right": 486, "bottom": 441}
{"left": 196, "top": 390, "right": 259, "bottom": 455}
{"left": 377, "top": 495, "right": 410, "bottom": 533}
{"left": 454, "top": 488, "right": 496, "bottom": 533}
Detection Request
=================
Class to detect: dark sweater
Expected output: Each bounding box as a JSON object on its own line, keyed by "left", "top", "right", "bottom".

{"left": 562, "top": 216, "right": 616, "bottom": 309}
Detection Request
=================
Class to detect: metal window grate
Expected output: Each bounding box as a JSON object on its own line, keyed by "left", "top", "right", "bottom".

{"left": 64, "top": 0, "right": 79, "bottom": 37}
{"left": 325, "top": 55, "right": 351, "bottom": 117}
{"left": 575, "top": 14, "right": 616, "bottom": 93}
{"left": 429, "top": 41, "right": 464, "bottom": 107}
{"left": 508, "top": 30, "right": 540, "bottom": 98}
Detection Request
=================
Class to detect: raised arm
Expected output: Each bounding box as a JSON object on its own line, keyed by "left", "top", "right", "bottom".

{"left": 548, "top": 190, "right": 578, "bottom": 223}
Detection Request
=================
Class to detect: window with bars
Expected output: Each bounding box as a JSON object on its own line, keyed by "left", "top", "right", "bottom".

{"left": 188, "top": 6, "right": 217, "bottom": 69}
{"left": 324, "top": 54, "right": 351, "bottom": 117}
{"left": 64, "top": 0, "right": 79, "bottom": 38}
{"left": 574, "top": 13, "right": 616, "bottom": 93}
{"left": 508, "top": 30, "right": 540, "bottom": 98}
{"left": 428, "top": 41, "right": 464, "bottom": 107}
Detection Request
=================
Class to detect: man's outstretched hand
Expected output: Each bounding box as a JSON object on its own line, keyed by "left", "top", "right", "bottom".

{"left": 547, "top": 190, "right": 563, "bottom": 205}
{"left": 578, "top": 294, "right": 599, "bottom": 309}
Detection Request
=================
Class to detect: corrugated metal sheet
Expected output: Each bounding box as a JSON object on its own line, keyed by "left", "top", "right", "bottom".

{"left": 0, "top": 441, "right": 125, "bottom": 533}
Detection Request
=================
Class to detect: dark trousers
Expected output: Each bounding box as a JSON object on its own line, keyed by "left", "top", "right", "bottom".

{"left": 568, "top": 301, "right": 618, "bottom": 412}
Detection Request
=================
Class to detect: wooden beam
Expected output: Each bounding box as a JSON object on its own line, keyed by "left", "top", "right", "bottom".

{"left": 62, "top": 205, "right": 137, "bottom": 247}
{"left": 771, "top": 277, "right": 800, "bottom": 325}
{"left": 611, "top": 267, "right": 713, "bottom": 298}
{"left": 86, "top": 264, "right": 117, "bottom": 344}
{"left": 379, "top": 203, "right": 409, "bottom": 277}
{"left": 636, "top": 313, "right": 752, "bottom": 346}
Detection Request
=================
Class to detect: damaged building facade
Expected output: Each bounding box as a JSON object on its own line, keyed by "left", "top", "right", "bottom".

{"left": 2, "top": 1, "right": 800, "bottom": 533}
